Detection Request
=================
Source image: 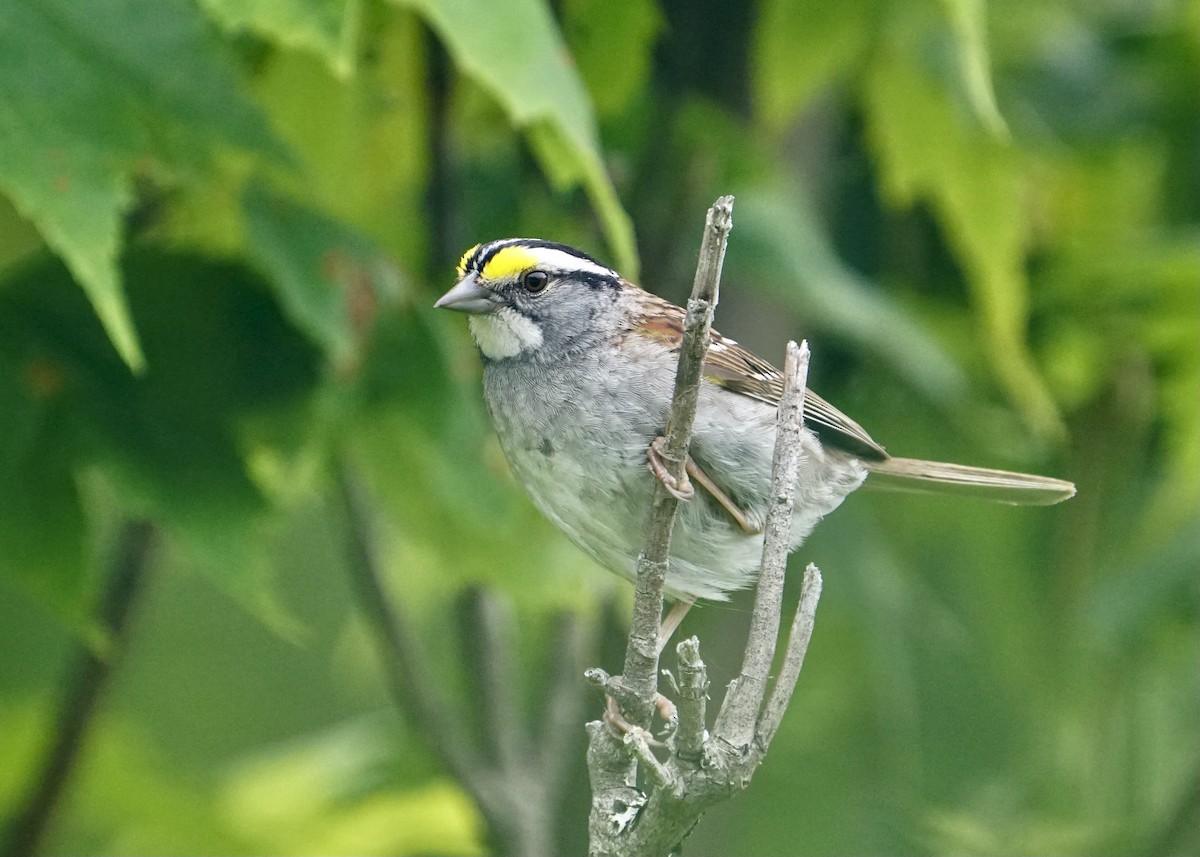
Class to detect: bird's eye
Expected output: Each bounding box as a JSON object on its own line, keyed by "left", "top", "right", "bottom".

{"left": 522, "top": 270, "right": 549, "bottom": 294}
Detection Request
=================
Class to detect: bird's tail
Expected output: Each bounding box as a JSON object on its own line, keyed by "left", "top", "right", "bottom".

{"left": 865, "top": 457, "right": 1076, "bottom": 506}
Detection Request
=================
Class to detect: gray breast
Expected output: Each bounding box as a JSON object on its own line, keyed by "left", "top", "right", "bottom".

{"left": 480, "top": 348, "right": 867, "bottom": 602}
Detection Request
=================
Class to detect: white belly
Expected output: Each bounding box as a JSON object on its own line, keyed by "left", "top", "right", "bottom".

{"left": 483, "top": 356, "right": 866, "bottom": 601}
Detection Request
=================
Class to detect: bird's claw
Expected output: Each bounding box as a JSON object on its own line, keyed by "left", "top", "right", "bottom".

{"left": 647, "top": 436, "right": 694, "bottom": 500}
{"left": 604, "top": 692, "right": 678, "bottom": 745}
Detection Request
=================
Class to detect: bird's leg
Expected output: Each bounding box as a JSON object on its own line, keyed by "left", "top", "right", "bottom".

{"left": 601, "top": 601, "right": 693, "bottom": 740}
{"left": 603, "top": 694, "right": 673, "bottom": 745}
{"left": 654, "top": 694, "right": 678, "bottom": 727}
{"left": 648, "top": 437, "right": 761, "bottom": 536}
{"left": 658, "top": 599, "right": 694, "bottom": 654}
{"left": 685, "top": 458, "right": 762, "bottom": 535}
{"left": 647, "top": 436, "right": 694, "bottom": 500}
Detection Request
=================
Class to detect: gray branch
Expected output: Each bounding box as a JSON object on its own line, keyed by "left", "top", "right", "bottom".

{"left": 617, "top": 195, "right": 734, "bottom": 724}
{"left": 713, "top": 340, "right": 810, "bottom": 747}
{"left": 1, "top": 519, "right": 155, "bottom": 857}
{"left": 338, "top": 462, "right": 593, "bottom": 856}
{"left": 674, "top": 637, "right": 709, "bottom": 761}
{"left": 337, "top": 462, "right": 483, "bottom": 788}
{"left": 756, "top": 564, "right": 823, "bottom": 749}
{"left": 586, "top": 202, "right": 826, "bottom": 857}
{"left": 460, "top": 587, "right": 525, "bottom": 775}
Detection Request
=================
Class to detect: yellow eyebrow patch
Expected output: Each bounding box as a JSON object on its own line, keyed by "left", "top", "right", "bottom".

{"left": 481, "top": 246, "right": 540, "bottom": 281}
{"left": 456, "top": 243, "right": 481, "bottom": 278}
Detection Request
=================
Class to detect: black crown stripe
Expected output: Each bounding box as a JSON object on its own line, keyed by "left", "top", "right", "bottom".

{"left": 468, "top": 238, "right": 612, "bottom": 277}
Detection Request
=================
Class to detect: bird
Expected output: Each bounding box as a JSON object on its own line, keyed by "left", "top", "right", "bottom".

{"left": 435, "top": 238, "right": 1075, "bottom": 633}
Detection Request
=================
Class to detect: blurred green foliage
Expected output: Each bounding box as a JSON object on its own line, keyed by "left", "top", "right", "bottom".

{"left": 0, "top": 0, "right": 1196, "bottom": 854}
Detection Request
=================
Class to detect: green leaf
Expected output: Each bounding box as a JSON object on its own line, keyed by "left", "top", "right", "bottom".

{"left": 47, "top": 715, "right": 257, "bottom": 854}
{"left": 560, "top": 0, "right": 662, "bottom": 119}
{"left": 752, "top": 0, "right": 878, "bottom": 132}
{"left": 248, "top": 17, "right": 430, "bottom": 264}
{"left": 199, "top": 0, "right": 362, "bottom": 78}
{"left": 0, "top": 360, "right": 88, "bottom": 619}
{"left": 0, "top": 0, "right": 286, "bottom": 372}
{"left": 219, "top": 721, "right": 485, "bottom": 855}
{"left": 99, "top": 251, "right": 319, "bottom": 634}
{"left": 731, "top": 185, "right": 968, "bottom": 402}
{"left": 939, "top": 0, "right": 1009, "bottom": 138}
{"left": 862, "top": 47, "right": 1065, "bottom": 439}
{"left": 0, "top": 250, "right": 321, "bottom": 632}
{"left": 394, "top": 0, "right": 638, "bottom": 277}
{"left": 243, "top": 179, "right": 394, "bottom": 368}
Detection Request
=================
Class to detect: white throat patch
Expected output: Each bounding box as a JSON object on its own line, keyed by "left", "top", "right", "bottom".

{"left": 469, "top": 308, "right": 544, "bottom": 359}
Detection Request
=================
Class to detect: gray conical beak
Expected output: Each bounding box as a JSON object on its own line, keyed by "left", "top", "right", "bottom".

{"left": 434, "top": 274, "right": 500, "bottom": 314}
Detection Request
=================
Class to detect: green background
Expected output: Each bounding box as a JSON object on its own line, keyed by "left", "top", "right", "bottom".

{"left": 0, "top": 0, "right": 1196, "bottom": 854}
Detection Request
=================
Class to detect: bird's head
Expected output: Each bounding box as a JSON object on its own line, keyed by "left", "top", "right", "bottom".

{"left": 435, "top": 239, "right": 624, "bottom": 361}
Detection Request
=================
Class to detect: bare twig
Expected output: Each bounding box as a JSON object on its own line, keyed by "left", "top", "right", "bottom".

{"left": 338, "top": 461, "right": 594, "bottom": 856}
{"left": 336, "top": 462, "right": 482, "bottom": 788}
{"left": 1, "top": 520, "right": 155, "bottom": 857}
{"left": 714, "top": 340, "right": 810, "bottom": 747}
{"left": 674, "top": 637, "right": 709, "bottom": 761}
{"left": 586, "top": 200, "right": 826, "bottom": 857}
{"left": 626, "top": 732, "right": 683, "bottom": 798}
{"left": 756, "top": 565, "right": 823, "bottom": 748}
{"left": 480, "top": 603, "right": 550, "bottom": 854}
{"left": 539, "top": 612, "right": 592, "bottom": 795}
{"left": 618, "top": 196, "right": 734, "bottom": 724}
{"left": 460, "top": 587, "right": 525, "bottom": 773}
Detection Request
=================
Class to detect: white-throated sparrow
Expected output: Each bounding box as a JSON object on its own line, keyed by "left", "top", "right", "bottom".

{"left": 436, "top": 238, "right": 1075, "bottom": 605}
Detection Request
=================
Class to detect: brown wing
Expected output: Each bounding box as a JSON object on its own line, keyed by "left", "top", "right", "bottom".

{"left": 630, "top": 289, "right": 888, "bottom": 461}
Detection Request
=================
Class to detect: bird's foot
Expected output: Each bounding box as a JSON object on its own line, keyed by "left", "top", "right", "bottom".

{"left": 647, "top": 436, "right": 694, "bottom": 500}
{"left": 604, "top": 693, "right": 678, "bottom": 744}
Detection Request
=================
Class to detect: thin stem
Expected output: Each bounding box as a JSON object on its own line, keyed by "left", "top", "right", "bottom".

{"left": 335, "top": 461, "right": 483, "bottom": 788}
{"left": 459, "top": 587, "right": 524, "bottom": 774}
{"left": 1, "top": 520, "right": 155, "bottom": 857}
{"left": 626, "top": 733, "right": 682, "bottom": 798}
{"left": 339, "top": 463, "right": 573, "bottom": 857}
{"left": 539, "top": 612, "right": 591, "bottom": 793}
{"left": 756, "top": 564, "right": 823, "bottom": 749}
{"left": 620, "top": 196, "right": 734, "bottom": 723}
{"left": 674, "top": 636, "right": 709, "bottom": 762}
{"left": 714, "top": 340, "right": 810, "bottom": 747}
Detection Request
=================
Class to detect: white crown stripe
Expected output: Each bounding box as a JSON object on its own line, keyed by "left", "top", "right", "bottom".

{"left": 521, "top": 247, "right": 616, "bottom": 278}
{"left": 474, "top": 240, "right": 616, "bottom": 280}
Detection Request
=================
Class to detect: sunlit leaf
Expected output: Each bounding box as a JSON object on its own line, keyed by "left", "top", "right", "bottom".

{"left": 752, "top": 0, "right": 877, "bottom": 131}
{"left": 939, "top": 0, "right": 1009, "bottom": 138}
{"left": 394, "top": 0, "right": 638, "bottom": 276}
{"left": 730, "top": 185, "right": 967, "bottom": 402}
{"left": 243, "top": 180, "right": 398, "bottom": 369}
{"left": 200, "top": 0, "right": 362, "bottom": 77}
{"left": 561, "top": 0, "right": 662, "bottom": 119}
{"left": 53, "top": 717, "right": 255, "bottom": 854}
{"left": 249, "top": 18, "right": 429, "bottom": 265}
{"left": 220, "top": 720, "right": 486, "bottom": 856}
{"left": 0, "top": 0, "right": 286, "bottom": 373}
{"left": 863, "top": 47, "right": 1064, "bottom": 439}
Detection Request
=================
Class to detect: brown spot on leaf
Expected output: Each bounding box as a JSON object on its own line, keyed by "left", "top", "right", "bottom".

{"left": 25, "top": 357, "right": 65, "bottom": 399}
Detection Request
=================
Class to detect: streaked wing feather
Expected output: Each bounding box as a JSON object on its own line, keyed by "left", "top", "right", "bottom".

{"left": 630, "top": 290, "right": 887, "bottom": 461}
